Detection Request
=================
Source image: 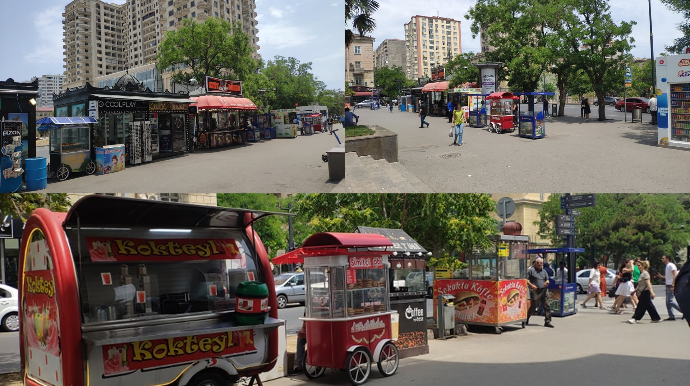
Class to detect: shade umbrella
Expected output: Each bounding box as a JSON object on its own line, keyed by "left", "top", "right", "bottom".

{"left": 191, "top": 95, "right": 257, "bottom": 110}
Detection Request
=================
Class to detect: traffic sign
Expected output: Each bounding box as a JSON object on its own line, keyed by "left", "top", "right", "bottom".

{"left": 571, "top": 210, "right": 581, "bottom": 216}
{"left": 561, "top": 194, "right": 596, "bottom": 209}
{"left": 496, "top": 197, "right": 516, "bottom": 218}
{"left": 556, "top": 215, "right": 573, "bottom": 222}
{"left": 556, "top": 227, "right": 575, "bottom": 235}
{"left": 625, "top": 66, "right": 632, "bottom": 88}
{"left": 556, "top": 221, "right": 575, "bottom": 229}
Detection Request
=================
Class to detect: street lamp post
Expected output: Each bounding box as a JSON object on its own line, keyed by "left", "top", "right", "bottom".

{"left": 648, "top": 0, "right": 656, "bottom": 97}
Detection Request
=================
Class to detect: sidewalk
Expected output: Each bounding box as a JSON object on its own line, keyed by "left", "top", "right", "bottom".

{"left": 345, "top": 108, "right": 690, "bottom": 192}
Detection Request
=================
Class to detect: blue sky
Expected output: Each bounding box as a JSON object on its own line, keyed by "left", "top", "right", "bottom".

{"left": 372, "top": 0, "right": 687, "bottom": 59}
{"left": 0, "top": 0, "right": 344, "bottom": 90}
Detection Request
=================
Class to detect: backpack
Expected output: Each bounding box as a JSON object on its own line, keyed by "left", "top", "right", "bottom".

{"left": 674, "top": 259, "right": 690, "bottom": 326}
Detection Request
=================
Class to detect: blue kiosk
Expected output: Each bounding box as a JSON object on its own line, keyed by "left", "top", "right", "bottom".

{"left": 527, "top": 247, "right": 584, "bottom": 317}
{"left": 514, "top": 92, "right": 555, "bottom": 140}
{"left": 463, "top": 91, "right": 490, "bottom": 128}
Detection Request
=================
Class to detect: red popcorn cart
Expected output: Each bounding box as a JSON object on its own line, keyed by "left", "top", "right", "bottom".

{"left": 486, "top": 91, "right": 519, "bottom": 134}
{"left": 18, "top": 195, "right": 284, "bottom": 386}
{"left": 279, "top": 232, "right": 399, "bottom": 385}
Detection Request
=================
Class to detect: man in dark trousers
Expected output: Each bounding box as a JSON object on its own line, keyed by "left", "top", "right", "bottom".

{"left": 419, "top": 102, "right": 429, "bottom": 128}
{"left": 527, "top": 257, "right": 554, "bottom": 327}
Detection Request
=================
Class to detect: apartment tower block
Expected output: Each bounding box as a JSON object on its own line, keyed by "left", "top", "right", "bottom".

{"left": 404, "top": 15, "right": 461, "bottom": 81}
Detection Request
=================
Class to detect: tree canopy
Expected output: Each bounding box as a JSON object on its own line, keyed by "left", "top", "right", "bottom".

{"left": 659, "top": 0, "right": 690, "bottom": 54}
{"left": 346, "top": 0, "right": 379, "bottom": 47}
{"left": 445, "top": 52, "right": 480, "bottom": 88}
{"left": 0, "top": 194, "right": 71, "bottom": 220}
{"left": 373, "top": 66, "right": 408, "bottom": 98}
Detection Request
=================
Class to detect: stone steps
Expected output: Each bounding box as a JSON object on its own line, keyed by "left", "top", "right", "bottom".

{"left": 331, "top": 152, "right": 433, "bottom": 193}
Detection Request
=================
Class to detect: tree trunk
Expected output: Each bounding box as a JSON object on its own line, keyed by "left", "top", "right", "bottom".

{"left": 557, "top": 73, "right": 567, "bottom": 117}
{"left": 596, "top": 92, "right": 606, "bottom": 121}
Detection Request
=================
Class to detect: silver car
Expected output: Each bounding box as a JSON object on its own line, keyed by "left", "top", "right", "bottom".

{"left": 274, "top": 272, "right": 326, "bottom": 309}
{"left": 0, "top": 284, "right": 19, "bottom": 332}
{"left": 575, "top": 268, "right": 617, "bottom": 294}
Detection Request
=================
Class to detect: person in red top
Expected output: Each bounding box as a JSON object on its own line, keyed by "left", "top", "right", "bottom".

{"left": 599, "top": 264, "right": 608, "bottom": 296}
{"left": 289, "top": 315, "right": 307, "bottom": 375}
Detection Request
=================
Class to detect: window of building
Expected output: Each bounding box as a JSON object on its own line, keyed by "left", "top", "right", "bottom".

{"left": 169, "top": 20, "right": 174, "bottom": 26}
{"left": 191, "top": 1, "right": 195, "bottom": 6}
{"left": 168, "top": 1, "right": 173, "bottom": 5}
{"left": 355, "top": 76, "right": 363, "bottom": 85}
{"left": 160, "top": 193, "right": 181, "bottom": 202}
{"left": 192, "top": 11, "right": 195, "bottom": 17}
{"left": 354, "top": 46, "right": 361, "bottom": 54}
{"left": 169, "top": 10, "right": 173, "bottom": 16}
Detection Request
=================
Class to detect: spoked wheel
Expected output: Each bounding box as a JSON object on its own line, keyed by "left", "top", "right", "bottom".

{"left": 303, "top": 350, "right": 326, "bottom": 379}
{"left": 85, "top": 160, "right": 96, "bottom": 174}
{"left": 377, "top": 342, "right": 399, "bottom": 377}
{"left": 346, "top": 348, "right": 371, "bottom": 386}
{"left": 57, "top": 165, "right": 70, "bottom": 181}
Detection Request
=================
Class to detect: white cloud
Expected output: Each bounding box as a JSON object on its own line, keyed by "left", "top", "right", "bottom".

{"left": 270, "top": 7, "right": 284, "bottom": 18}
{"left": 24, "top": 6, "right": 64, "bottom": 64}
{"left": 258, "top": 21, "right": 316, "bottom": 49}
{"left": 331, "top": 3, "right": 338, "bottom": 6}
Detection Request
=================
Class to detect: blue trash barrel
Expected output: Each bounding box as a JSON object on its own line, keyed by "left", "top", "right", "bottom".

{"left": 25, "top": 157, "right": 47, "bottom": 191}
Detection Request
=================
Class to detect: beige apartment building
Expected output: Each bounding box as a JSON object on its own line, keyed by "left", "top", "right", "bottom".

{"left": 346, "top": 35, "right": 376, "bottom": 88}
{"left": 63, "top": 0, "right": 259, "bottom": 91}
{"left": 31, "top": 74, "right": 65, "bottom": 108}
{"left": 375, "top": 39, "right": 405, "bottom": 70}
{"left": 404, "top": 15, "right": 461, "bottom": 81}
{"left": 491, "top": 193, "right": 553, "bottom": 248}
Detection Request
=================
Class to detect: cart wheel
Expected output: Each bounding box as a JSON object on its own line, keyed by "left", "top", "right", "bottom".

{"left": 377, "top": 342, "right": 399, "bottom": 377}
{"left": 303, "top": 351, "right": 326, "bottom": 379}
{"left": 521, "top": 321, "right": 526, "bottom": 329}
{"left": 57, "top": 165, "right": 70, "bottom": 181}
{"left": 47, "top": 167, "right": 55, "bottom": 179}
{"left": 86, "top": 160, "right": 96, "bottom": 174}
{"left": 186, "top": 370, "right": 234, "bottom": 386}
{"left": 277, "top": 294, "right": 288, "bottom": 309}
{"left": 346, "top": 348, "right": 371, "bottom": 386}
{"left": 495, "top": 327, "right": 503, "bottom": 334}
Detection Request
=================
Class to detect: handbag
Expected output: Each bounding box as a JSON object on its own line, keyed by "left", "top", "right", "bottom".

{"left": 608, "top": 283, "right": 618, "bottom": 298}
{"left": 449, "top": 127, "right": 454, "bottom": 137}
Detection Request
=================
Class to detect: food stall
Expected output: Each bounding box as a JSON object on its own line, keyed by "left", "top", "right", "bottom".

{"left": 302, "top": 113, "right": 323, "bottom": 133}
{"left": 655, "top": 53, "right": 690, "bottom": 149}
{"left": 514, "top": 92, "right": 555, "bottom": 140}
{"left": 455, "top": 89, "right": 489, "bottom": 128}
{"left": 277, "top": 232, "right": 399, "bottom": 385}
{"left": 245, "top": 113, "right": 272, "bottom": 142}
{"left": 526, "top": 248, "right": 583, "bottom": 317}
{"left": 355, "top": 227, "right": 429, "bottom": 359}
{"left": 433, "top": 235, "right": 530, "bottom": 334}
{"left": 485, "top": 92, "right": 518, "bottom": 134}
{"left": 19, "top": 195, "right": 284, "bottom": 386}
{"left": 37, "top": 117, "right": 98, "bottom": 181}
{"left": 191, "top": 95, "right": 258, "bottom": 149}
{"left": 270, "top": 109, "right": 297, "bottom": 138}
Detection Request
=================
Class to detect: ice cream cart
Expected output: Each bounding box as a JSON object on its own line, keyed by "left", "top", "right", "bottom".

{"left": 38, "top": 117, "right": 98, "bottom": 181}
{"left": 270, "top": 109, "right": 297, "bottom": 138}
{"left": 433, "top": 235, "right": 530, "bottom": 334}
{"left": 526, "top": 248, "right": 583, "bottom": 317}
{"left": 514, "top": 92, "right": 555, "bottom": 140}
{"left": 278, "top": 232, "right": 399, "bottom": 385}
{"left": 485, "top": 92, "right": 518, "bottom": 134}
{"left": 19, "top": 195, "right": 284, "bottom": 386}
{"left": 655, "top": 53, "right": 690, "bottom": 149}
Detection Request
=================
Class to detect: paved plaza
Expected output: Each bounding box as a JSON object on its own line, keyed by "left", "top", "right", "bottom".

{"left": 351, "top": 105, "right": 690, "bottom": 192}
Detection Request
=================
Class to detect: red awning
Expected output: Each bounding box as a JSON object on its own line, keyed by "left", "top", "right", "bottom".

{"left": 421, "top": 81, "right": 449, "bottom": 92}
{"left": 271, "top": 232, "right": 393, "bottom": 265}
{"left": 486, "top": 92, "right": 518, "bottom": 100}
{"left": 190, "top": 95, "right": 257, "bottom": 110}
{"left": 354, "top": 91, "right": 375, "bottom": 97}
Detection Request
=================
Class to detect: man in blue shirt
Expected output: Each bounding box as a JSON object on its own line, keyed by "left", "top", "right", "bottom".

{"left": 343, "top": 108, "right": 359, "bottom": 127}
{"left": 447, "top": 99, "right": 455, "bottom": 123}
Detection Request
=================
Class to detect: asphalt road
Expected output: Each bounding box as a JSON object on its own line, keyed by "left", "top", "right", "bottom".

{"left": 38, "top": 129, "right": 343, "bottom": 193}
{"left": 354, "top": 103, "right": 690, "bottom": 192}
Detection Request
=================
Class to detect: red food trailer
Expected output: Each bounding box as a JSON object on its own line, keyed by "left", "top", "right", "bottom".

{"left": 19, "top": 195, "right": 283, "bottom": 386}
{"left": 276, "top": 232, "right": 399, "bottom": 385}
{"left": 486, "top": 92, "right": 518, "bottom": 134}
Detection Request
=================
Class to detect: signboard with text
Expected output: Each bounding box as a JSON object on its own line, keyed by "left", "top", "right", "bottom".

{"left": 205, "top": 76, "right": 242, "bottom": 95}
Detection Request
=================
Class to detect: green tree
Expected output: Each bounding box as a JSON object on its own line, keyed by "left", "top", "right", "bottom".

{"left": 294, "top": 194, "right": 497, "bottom": 258}
{"left": 535, "top": 194, "right": 690, "bottom": 271}
{"left": 446, "top": 52, "right": 480, "bottom": 88}
{"left": 373, "top": 66, "right": 407, "bottom": 98}
{"left": 216, "top": 194, "right": 287, "bottom": 258}
{"left": 0, "top": 194, "right": 71, "bottom": 220}
{"left": 262, "top": 56, "right": 319, "bottom": 109}
{"left": 345, "top": 0, "right": 379, "bottom": 47}
{"left": 156, "top": 18, "right": 257, "bottom": 86}
{"left": 629, "top": 59, "right": 653, "bottom": 98}
{"left": 659, "top": 0, "right": 690, "bottom": 54}
{"left": 316, "top": 88, "right": 346, "bottom": 117}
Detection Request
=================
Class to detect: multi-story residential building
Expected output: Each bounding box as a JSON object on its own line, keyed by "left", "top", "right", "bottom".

{"left": 31, "top": 74, "right": 65, "bottom": 108}
{"left": 375, "top": 39, "right": 405, "bottom": 70}
{"left": 63, "top": 0, "right": 259, "bottom": 90}
{"left": 346, "top": 35, "right": 375, "bottom": 88}
{"left": 404, "top": 15, "right": 461, "bottom": 81}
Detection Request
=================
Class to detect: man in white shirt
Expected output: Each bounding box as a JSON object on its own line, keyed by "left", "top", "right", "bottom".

{"left": 649, "top": 95, "right": 658, "bottom": 125}
{"left": 554, "top": 261, "right": 568, "bottom": 283}
{"left": 661, "top": 255, "right": 683, "bottom": 321}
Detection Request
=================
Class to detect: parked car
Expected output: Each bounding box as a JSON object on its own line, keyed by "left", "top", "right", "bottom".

{"left": 274, "top": 271, "right": 326, "bottom": 309}
{"left": 593, "top": 96, "right": 619, "bottom": 106}
{"left": 575, "top": 268, "right": 617, "bottom": 294}
{"left": 405, "top": 271, "right": 435, "bottom": 298}
{"left": 614, "top": 97, "right": 650, "bottom": 113}
{"left": 0, "top": 284, "right": 19, "bottom": 332}
{"left": 356, "top": 99, "right": 375, "bottom": 108}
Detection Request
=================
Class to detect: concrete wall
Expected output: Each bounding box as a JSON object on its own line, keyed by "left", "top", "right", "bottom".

{"left": 345, "top": 126, "right": 398, "bottom": 162}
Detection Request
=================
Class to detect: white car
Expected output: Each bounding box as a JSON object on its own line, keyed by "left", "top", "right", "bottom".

{"left": 575, "top": 269, "right": 617, "bottom": 294}
{"left": 0, "top": 284, "right": 19, "bottom": 332}
{"left": 356, "top": 99, "right": 375, "bottom": 108}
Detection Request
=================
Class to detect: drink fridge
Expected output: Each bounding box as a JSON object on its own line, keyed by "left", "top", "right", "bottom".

{"left": 128, "top": 121, "right": 152, "bottom": 164}
{"left": 656, "top": 53, "right": 690, "bottom": 149}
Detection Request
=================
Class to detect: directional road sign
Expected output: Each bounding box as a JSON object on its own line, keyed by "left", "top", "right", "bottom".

{"left": 555, "top": 214, "right": 575, "bottom": 236}
{"left": 561, "top": 194, "right": 597, "bottom": 209}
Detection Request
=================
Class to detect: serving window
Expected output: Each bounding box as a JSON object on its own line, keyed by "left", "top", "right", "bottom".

{"left": 66, "top": 228, "right": 260, "bottom": 324}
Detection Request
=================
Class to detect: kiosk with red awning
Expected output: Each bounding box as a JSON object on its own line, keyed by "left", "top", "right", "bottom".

{"left": 190, "top": 95, "right": 258, "bottom": 149}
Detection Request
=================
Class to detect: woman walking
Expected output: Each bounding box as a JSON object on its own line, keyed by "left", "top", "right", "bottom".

{"left": 452, "top": 102, "right": 465, "bottom": 146}
{"left": 628, "top": 260, "right": 661, "bottom": 323}
{"left": 584, "top": 98, "right": 591, "bottom": 120}
{"left": 581, "top": 262, "right": 604, "bottom": 309}
{"left": 610, "top": 259, "right": 635, "bottom": 314}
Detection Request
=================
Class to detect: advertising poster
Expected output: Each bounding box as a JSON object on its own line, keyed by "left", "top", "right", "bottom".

{"left": 205, "top": 76, "right": 242, "bottom": 95}
{"left": 95, "top": 145, "right": 125, "bottom": 175}
{"left": 72, "top": 103, "right": 86, "bottom": 117}
{"left": 55, "top": 106, "right": 68, "bottom": 117}
{"left": 23, "top": 234, "right": 63, "bottom": 386}
{"left": 497, "top": 280, "right": 528, "bottom": 323}
{"left": 390, "top": 300, "right": 427, "bottom": 351}
{"left": 435, "top": 279, "right": 499, "bottom": 324}
{"left": 1, "top": 121, "right": 23, "bottom": 192}
{"left": 85, "top": 237, "right": 243, "bottom": 262}
{"left": 8, "top": 113, "right": 28, "bottom": 163}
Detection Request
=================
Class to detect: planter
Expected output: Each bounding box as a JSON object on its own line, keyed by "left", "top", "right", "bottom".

{"left": 344, "top": 125, "right": 398, "bottom": 162}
